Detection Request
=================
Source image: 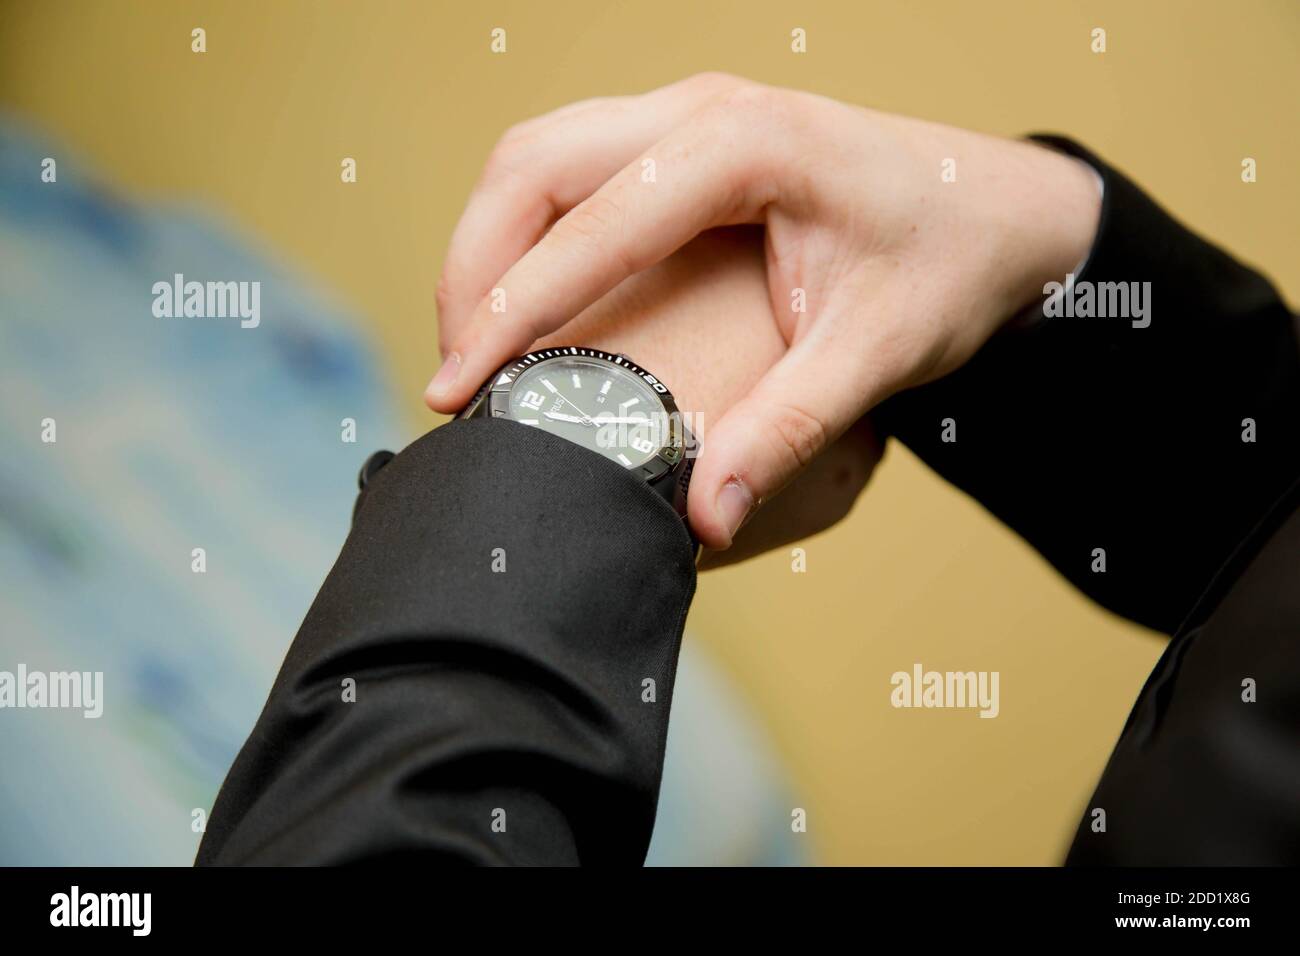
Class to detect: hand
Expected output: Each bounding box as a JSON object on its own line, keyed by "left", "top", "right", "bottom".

{"left": 522, "top": 225, "right": 882, "bottom": 569}
{"left": 427, "top": 73, "right": 1100, "bottom": 550}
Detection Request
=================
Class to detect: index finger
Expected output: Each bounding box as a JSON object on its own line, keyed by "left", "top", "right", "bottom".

{"left": 424, "top": 109, "right": 774, "bottom": 412}
{"left": 437, "top": 77, "right": 743, "bottom": 352}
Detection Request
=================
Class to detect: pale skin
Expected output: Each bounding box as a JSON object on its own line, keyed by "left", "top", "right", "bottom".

{"left": 427, "top": 74, "right": 1101, "bottom": 557}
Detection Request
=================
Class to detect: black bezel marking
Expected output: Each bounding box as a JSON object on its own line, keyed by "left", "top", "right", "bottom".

{"left": 486, "top": 346, "right": 684, "bottom": 473}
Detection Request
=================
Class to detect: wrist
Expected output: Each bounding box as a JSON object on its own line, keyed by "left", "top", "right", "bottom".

{"left": 1002, "top": 139, "right": 1103, "bottom": 316}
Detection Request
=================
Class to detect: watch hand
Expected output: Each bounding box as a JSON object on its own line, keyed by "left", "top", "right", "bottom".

{"left": 543, "top": 411, "right": 651, "bottom": 426}
{"left": 553, "top": 391, "right": 598, "bottom": 424}
{"left": 543, "top": 411, "right": 591, "bottom": 425}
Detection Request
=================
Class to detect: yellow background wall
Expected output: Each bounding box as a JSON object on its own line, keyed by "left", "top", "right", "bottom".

{"left": 4, "top": 0, "right": 1295, "bottom": 864}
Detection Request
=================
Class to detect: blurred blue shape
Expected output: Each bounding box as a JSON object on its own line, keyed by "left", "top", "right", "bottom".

{"left": 0, "top": 116, "right": 805, "bottom": 866}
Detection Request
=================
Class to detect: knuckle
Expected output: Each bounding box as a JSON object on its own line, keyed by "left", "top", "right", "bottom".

{"left": 481, "top": 131, "right": 529, "bottom": 185}
{"left": 436, "top": 254, "right": 479, "bottom": 311}
{"left": 557, "top": 192, "right": 633, "bottom": 269}
{"left": 479, "top": 154, "right": 514, "bottom": 188}
{"left": 498, "top": 120, "right": 530, "bottom": 147}
{"left": 713, "top": 82, "right": 780, "bottom": 120}
{"left": 687, "top": 71, "right": 743, "bottom": 95}
{"left": 434, "top": 268, "right": 458, "bottom": 315}
{"left": 766, "top": 401, "right": 828, "bottom": 472}
{"left": 699, "top": 86, "right": 787, "bottom": 196}
{"left": 564, "top": 193, "right": 621, "bottom": 239}
{"left": 561, "top": 95, "right": 613, "bottom": 116}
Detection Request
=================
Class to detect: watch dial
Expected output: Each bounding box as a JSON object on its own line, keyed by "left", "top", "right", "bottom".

{"left": 508, "top": 358, "right": 666, "bottom": 468}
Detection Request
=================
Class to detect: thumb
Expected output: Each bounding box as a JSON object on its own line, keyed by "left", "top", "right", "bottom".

{"left": 686, "top": 339, "right": 882, "bottom": 550}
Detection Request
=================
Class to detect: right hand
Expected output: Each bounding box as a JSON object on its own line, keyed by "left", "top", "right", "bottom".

{"left": 427, "top": 74, "right": 1100, "bottom": 550}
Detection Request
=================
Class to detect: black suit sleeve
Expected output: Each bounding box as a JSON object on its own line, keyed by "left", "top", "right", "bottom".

{"left": 874, "top": 136, "right": 1300, "bottom": 636}
{"left": 196, "top": 418, "right": 697, "bottom": 866}
{"left": 1065, "top": 473, "right": 1300, "bottom": 865}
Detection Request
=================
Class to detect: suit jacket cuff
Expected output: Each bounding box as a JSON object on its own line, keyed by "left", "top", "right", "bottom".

{"left": 198, "top": 417, "right": 697, "bottom": 865}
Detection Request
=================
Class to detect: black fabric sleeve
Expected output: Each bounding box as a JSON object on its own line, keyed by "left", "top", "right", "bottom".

{"left": 873, "top": 136, "right": 1300, "bottom": 635}
{"left": 1065, "top": 474, "right": 1300, "bottom": 865}
{"left": 195, "top": 417, "right": 697, "bottom": 866}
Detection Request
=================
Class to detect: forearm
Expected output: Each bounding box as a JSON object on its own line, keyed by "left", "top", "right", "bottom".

{"left": 196, "top": 418, "right": 697, "bottom": 865}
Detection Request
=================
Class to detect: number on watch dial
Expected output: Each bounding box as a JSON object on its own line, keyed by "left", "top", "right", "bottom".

{"left": 506, "top": 351, "right": 669, "bottom": 469}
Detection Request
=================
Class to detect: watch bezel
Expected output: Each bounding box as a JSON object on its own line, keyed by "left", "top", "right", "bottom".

{"left": 484, "top": 346, "right": 685, "bottom": 479}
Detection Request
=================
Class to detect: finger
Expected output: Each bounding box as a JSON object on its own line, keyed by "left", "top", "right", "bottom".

{"left": 436, "top": 76, "right": 743, "bottom": 354}
{"left": 685, "top": 327, "right": 892, "bottom": 550}
{"left": 437, "top": 98, "right": 633, "bottom": 353}
{"left": 426, "top": 107, "right": 775, "bottom": 412}
{"left": 696, "top": 416, "right": 882, "bottom": 570}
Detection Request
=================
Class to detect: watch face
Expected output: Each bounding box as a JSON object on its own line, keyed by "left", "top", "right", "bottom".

{"left": 501, "top": 351, "right": 672, "bottom": 469}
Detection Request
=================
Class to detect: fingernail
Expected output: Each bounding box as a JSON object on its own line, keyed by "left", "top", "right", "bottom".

{"left": 426, "top": 352, "right": 462, "bottom": 400}
{"left": 715, "top": 477, "right": 754, "bottom": 543}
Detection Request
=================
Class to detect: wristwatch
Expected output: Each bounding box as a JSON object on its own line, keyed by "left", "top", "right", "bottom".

{"left": 457, "top": 347, "right": 694, "bottom": 522}
{"left": 357, "top": 347, "right": 695, "bottom": 526}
